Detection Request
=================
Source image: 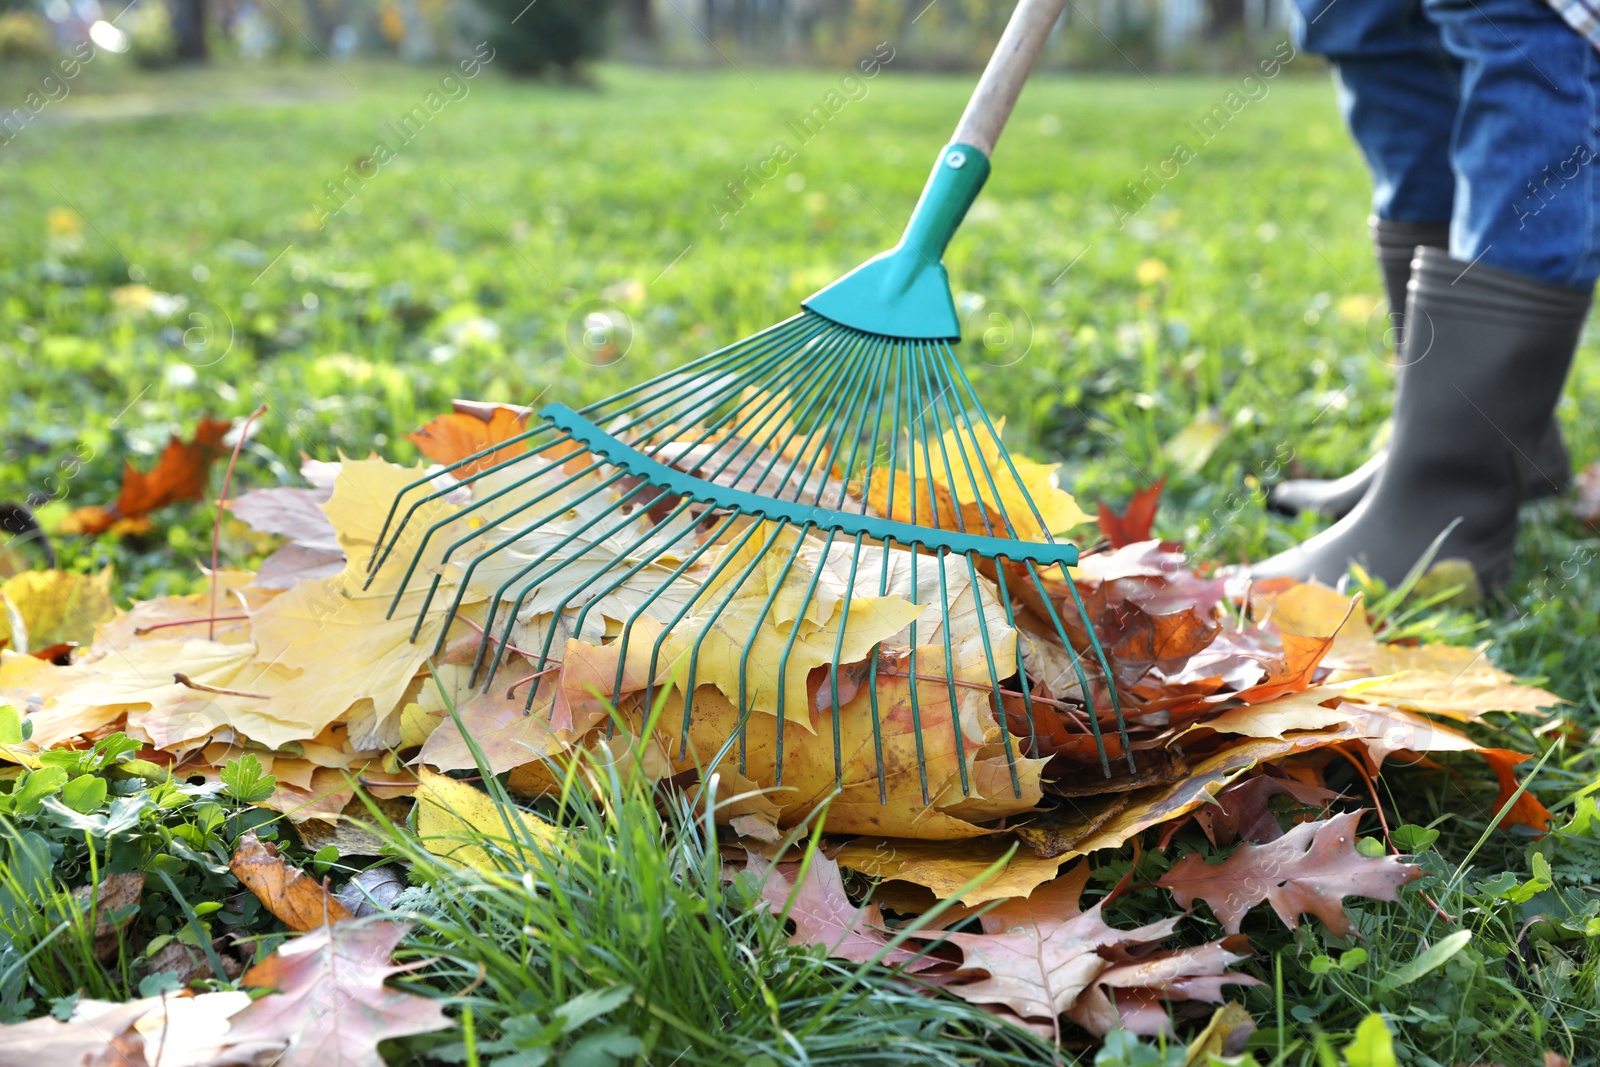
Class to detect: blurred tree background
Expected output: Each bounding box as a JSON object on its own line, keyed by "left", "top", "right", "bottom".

{"left": 0, "top": 0, "right": 1296, "bottom": 77}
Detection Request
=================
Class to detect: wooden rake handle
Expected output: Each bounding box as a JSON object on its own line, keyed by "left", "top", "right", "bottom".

{"left": 950, "top": 0, "right": 1069, "bottom": 156}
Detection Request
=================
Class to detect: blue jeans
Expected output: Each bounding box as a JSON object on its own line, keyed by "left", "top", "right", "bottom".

{"left": 1294, "top": 0, "right": 1600, "bottom": 288}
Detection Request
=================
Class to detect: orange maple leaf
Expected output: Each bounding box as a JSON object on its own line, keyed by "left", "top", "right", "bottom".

{"left": 61, "top": 417, "right": 232, "bottom": 535}
{"left": 1481, "top": 748, "right": 1552, "bottom": 834}
{"left": 1097, "top": 478, "right": 1165, "bottom": 548}
{"left": 406, "top": 406, "right": 529, "bottom": 476}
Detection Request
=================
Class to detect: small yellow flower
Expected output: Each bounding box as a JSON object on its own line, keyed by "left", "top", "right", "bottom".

{"left": 1135, "top": 258, "right": 1170, "bottom": 286}
{"left": 46, "top": 206, "right": 84, "bottom": 238}
{"left": 1336, "top": 293, "right": 1379, "bottom": 322}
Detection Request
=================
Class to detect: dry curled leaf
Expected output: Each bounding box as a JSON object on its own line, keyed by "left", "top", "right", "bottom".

{"left": 71, "top": 871, "right": 145, "bottom": 961}
{"left": 62, "top": 416, "right": 232, "bottom": 536}
{"left": 1482, "top": 748, "right": 1553, "bottom": 834}
{"left": 229, "top": 830, "right": 353, "bottom": 931}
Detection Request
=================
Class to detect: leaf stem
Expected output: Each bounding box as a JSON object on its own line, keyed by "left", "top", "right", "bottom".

{"left": 211, "top": 404, "right": 269, "bottom": 640}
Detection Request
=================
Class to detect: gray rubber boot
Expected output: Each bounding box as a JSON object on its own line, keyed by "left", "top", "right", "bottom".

{"left": 1251, "top": 247, "right": 1590, "bottom": 592}
{"left": 1268, "top": 218, "right": 1572, "bottom": 518}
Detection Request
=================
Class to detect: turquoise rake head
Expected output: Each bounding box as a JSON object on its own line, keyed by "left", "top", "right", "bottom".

{"left": 367, "top": 0, "right": 1132, "bottom": 803}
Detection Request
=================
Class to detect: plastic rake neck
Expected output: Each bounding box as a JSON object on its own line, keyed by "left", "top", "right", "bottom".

{"left": 369, "top": 0, "right": 1132, "bottom": 799}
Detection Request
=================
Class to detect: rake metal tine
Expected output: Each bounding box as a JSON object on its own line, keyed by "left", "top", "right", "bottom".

{"left": 381, "top": 445, "right": 603, "bottom": 606}
{"left": 564, "top": 498, "right": 697, "bottom": 644}
{"left": 934, "top": 551, "right": 970, "bottom": 797}
{"left": 1022, "top": 559, "right": 1116, "bottom": 775}
{"left": 844, "top": 337, "right": 897, "bottom": 512}
{"left": 748, "top": 331, "right": 878, "bottom": 502}
{"left": 573, "top": 316, "right": 824, "bottom": 452}
{"left": 827, "top": 531, "right": 867, "bottom": 789}
{"left": 483, "top": 489, "right": 691, "bottom": 697}
{"left": 413, "top": 464, "right": 628, "bottom": 647}
{"left": 788, "top": 333, "right": 880, "bottom": 494}
{"left": 472, "top": 478, "right": 650, "bottom": 688}
{"left": 770, "top": 527, "right": 837, "bottom": 787}
{"left": 626, "top": 324, "right": 831, "bottom": 453}
{"left": 923, "top": 355, "right": 999, "bottom": 540}
{"left": 732, "top": 524, "right": 814, "bottom": 781}
{"left": 730, "top": 327, "right": 865, "bottom": 494}
{"left": 870, "top": 531, "right": 896, "bottom": 799}
{"left": 882, "top": 340, "right": 908, "bottom": 530}
{"left": 673, "top": 520, "right": 791, "bottom": 767}
{"left": 932, "top": 343, "right": 1134, "bottom": 772}
{"left": 905, "top": 542, "right": 930, "bottom": 804}
{"left": 901, "top": 349, "right": 932, "bottom": 804}
{"left": 989, "top": 561, "right": 1039, "bottom": 759}
{"left": 606, "top": 511, "right": 746, "bottom": 723}
{"left": 1063, "top": 572, "right": 1136, "bottom": 772}
{"left": 810, "top": 335, "right": 887, "bottom": 506}
{"left": 365, "top": 421, "right": 567, "bottom": 575}
{"left": 525, "top": 498, "right": 703, "bottom": 710}
{"left": 402, "top": 463, "right": 625, "bottom": 637}
{"left": 576, "top": 313, "right": 818, "bottom": 421}
{"left": 965, "top": 551, "right": 1020, "bottom": 798}
{"left": 909, "top": 343, "right": 972, "bottom": 798}
{"left": 385, "top": 335, "right": 802, "bottom": 589}
{"left": 698, "top": 327, "right": 857, "bottom": 486}
{"left": 926, "top": 344, "right": 1024, "bottom": 539}
{"left": 922, "top": 350, "right": 1023, "bottom": 791}
{"left": 913, "top": 342, "right": 974, "bottom": 536}
{"left": 631, "top": 329, "right": 837, "bottom": 476}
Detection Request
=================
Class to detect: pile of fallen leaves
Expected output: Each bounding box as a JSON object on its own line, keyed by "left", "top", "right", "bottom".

{"left": 0, "top": 403, "right": 1566, "bottom": 1048}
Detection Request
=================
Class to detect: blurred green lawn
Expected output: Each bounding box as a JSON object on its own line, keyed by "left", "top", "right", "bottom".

{"left": 4, "top": 57, "right": 1600, "bottom": 1061}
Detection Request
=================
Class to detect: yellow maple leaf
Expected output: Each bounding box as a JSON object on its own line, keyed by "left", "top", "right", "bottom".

{"left": 3, "top": 638, "right": 261, "bottom": 750}
{"left": 834, "top": 837, "right": 1071, "bottom": 905}
{"left": 560, "top": 626, "right": 1037, "bottom": 838}
{"left": 320, "top": 454, "right": 455, "bottom": 582}
{"left": 415, "top": 767, "right": 563, "bottom": 872}
{"left": 1337, "top": 642, "right": 1563, "bottom": 720}
{"left": 0, "top": 567, "right": 116, "bottom": 654}
{"left": 866, "top": 418, "right": 1088, "bottom": 540}
{"left": 1254, "top": 581, "right": 1562, "bottom": 720}
{"left": 656, "top": 524, "right": 926, "bottom": 729}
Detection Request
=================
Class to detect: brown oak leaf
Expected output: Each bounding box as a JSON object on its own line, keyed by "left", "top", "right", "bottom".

{"left": 937, "top": 864, "right": 1183, "bottom": 1043}
{"left": 745, "top": 850, "right": 933, "bottom": 971}
{"left": 216, "top": 920, "right": 451, "bottom": 1067}
{"left": 1157, "top": 811, "right": 1422, "bottom": 936}
{"left": 1065, "top": 935, "right": 1260, "bottom": 1037}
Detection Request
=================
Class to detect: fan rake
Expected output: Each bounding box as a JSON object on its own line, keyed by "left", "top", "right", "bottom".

{"left": 365, "top": 0, "right": 1133, "bottom": 804}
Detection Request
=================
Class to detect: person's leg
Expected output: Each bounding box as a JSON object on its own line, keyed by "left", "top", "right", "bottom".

{"left": 1270, "top": 0, "right": 1457, "bottom": 517}
{"left": 1253, "top": 1, "right": 1600, "bottom": 590}
{"left": 1272, "top": 0, "right": 1574, "bottom": 520}
{"left": 1436, "top": 0, "right": 1600, "bottom": 290}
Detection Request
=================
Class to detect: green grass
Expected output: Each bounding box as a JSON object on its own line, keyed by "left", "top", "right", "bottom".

{"left": 377, "top": 734, "right": 1058, "bottom": 1066}
{"left": 3, "top": 53, "right": 1599, "bottom": 1064}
